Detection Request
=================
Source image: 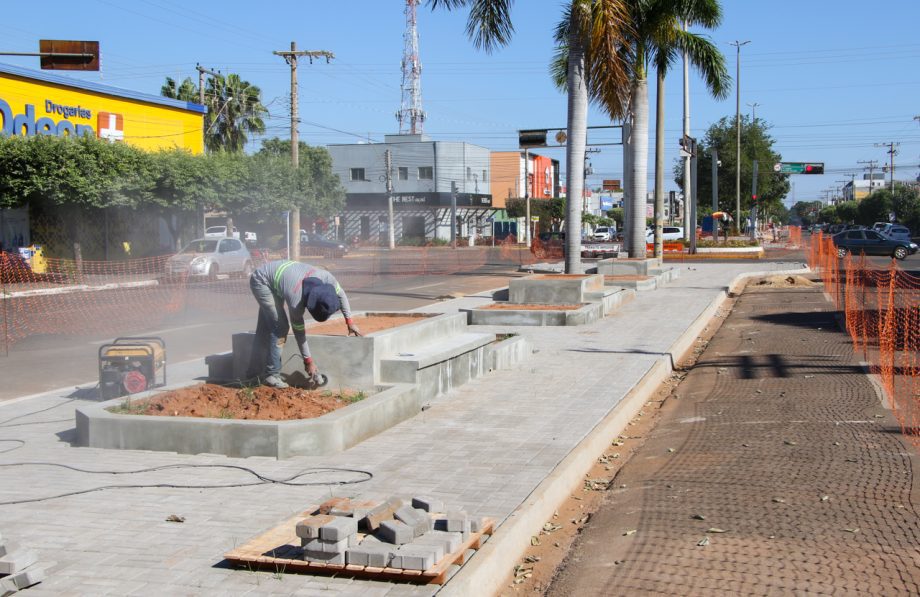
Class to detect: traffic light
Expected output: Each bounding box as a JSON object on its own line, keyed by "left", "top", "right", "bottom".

{"left": 803, "top": 163, "right": 824, "bottom": 174}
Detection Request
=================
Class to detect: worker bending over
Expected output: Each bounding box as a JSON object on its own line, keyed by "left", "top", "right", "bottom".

{"left": 248, "top": 260, "right": 361, "bottom": 388}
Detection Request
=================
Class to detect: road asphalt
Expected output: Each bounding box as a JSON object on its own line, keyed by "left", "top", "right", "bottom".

{"left": 5, "top": 257, "right": 899, "bottom": 596}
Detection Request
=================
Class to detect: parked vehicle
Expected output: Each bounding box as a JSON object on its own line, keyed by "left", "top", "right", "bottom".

{"left": 832, "top": 229, "right": 918, "bottom": 260}
{"left": 589, "top": 226, "right": 615, "bottom": 242}
{"left": 165, "top": 237, "right": 253, "bottom": 280}
{"left": 646, "top": 226, "right": 684, "bottom": 242}
{"left": 300, "top": 232, "right": 348, "bottom": 258}
{"left": 876, "top": 223, "right": 912, "bottom": 242}
{"left": 204, "top": 225, "right": 239, "bottom": 240}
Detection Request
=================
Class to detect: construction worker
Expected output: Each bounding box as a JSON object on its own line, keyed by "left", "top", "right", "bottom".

{"left": 248, "top": 260, "right": 361, "bottom": 388}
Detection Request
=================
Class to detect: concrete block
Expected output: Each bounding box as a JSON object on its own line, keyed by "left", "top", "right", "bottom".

{"left": 0, "top": 566, "right": 45, "bottom": 593}
{"left": 319, "top": 516, "right": 357, "bottom": 542}
{"left": 0, "top": 542, "right": 16, "bottom": 558}
{"left": 470, "top": 517, "right": 484, "bottom": 533}
{"left": 378, "top": 520, "right": 413, "bottom": 545}
{"left": 415, "top": 531, "right": 462, "bottom": 554}
{"left": 411, "top": 496, "right": 444, "bottom": 513}
{"left": 361, "top": 496, "right": 406, "bottom": 531}
{"left": 391, "top": 543, "right": 440, "bottom": 571}
{"left": 346, "top": 543, "right": 395, "bottom": 567}
{"left": 295, "top": 515, "right": 335, "bottom": 540}
{"left": 436, "top": 511, "right": 470, "bottom": 534}
{"left": 302, "top": 550, "right": 345, "bottom": 564}
{"left": 303, "top": 537, "right": 349, "bottom": 554}
{"left": 0, "top": 550, "right": 37, "bottom": 575}
{"left": 394, "top": 506, "right": 431, "bottom": 537}
{"left": 360, "top": 534, "right": 382, "bottom": 544}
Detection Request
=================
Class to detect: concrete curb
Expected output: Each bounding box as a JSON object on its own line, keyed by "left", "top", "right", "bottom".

{"left": 439, "top": 266, "right": 811, "bottom": 597}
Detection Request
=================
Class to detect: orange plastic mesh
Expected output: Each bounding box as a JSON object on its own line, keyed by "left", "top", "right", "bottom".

{"left": 809, "top": 232, "right": 920, "bottom": 446}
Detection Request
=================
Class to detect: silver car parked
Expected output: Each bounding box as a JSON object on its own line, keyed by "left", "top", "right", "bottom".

{"left": 165, "top": 238, "right": 253, "bottom": 281}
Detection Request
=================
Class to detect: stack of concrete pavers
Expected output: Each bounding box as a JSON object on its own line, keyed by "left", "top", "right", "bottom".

{"left": 296, "top": 496, "right": 484, "bottom": 572}
{"left": 0, "top": 532, "right": 45, "bottom": 595}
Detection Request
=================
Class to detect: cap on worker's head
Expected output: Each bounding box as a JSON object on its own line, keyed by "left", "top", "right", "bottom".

{"left": 303, "top": 279, "right": 340, "bottom": 322}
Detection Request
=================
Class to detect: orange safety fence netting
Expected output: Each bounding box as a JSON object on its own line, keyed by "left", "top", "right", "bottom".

{"left": 0, "top": 241, "right": 546, "bottom": 352}
{"left": 810, "top": 232, "right": 920, "bottom": 446}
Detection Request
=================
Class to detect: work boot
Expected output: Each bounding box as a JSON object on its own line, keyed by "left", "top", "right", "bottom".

{"left": 262, "top": 375, "right": 289, "bottom": 389}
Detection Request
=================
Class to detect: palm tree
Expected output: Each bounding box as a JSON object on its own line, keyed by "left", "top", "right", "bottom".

{"left": 160, "top": 76, "right": 199, "bottom": 102}
{"left": 619, "top": 0, "right": 729, "bottom": 257}
{"left": 429, "top": 0, "right": 631, "bottom": 273}
{"left": 650, "top": 1, "right": 729, "bottom": 256}
{"left": 203, "top": 74, "right": 268, "bottom": 153}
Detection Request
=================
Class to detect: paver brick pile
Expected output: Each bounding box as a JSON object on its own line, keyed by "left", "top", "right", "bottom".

{"left": 294, "top": 496, "right": 483, "bottom": 571}
{"left": 0, "top": 532, "right": 44, "bottom": 596}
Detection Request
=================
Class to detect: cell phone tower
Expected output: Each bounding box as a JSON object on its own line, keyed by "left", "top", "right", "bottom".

{"left": 397, "top": 0, "right": 425, "bottom": 134}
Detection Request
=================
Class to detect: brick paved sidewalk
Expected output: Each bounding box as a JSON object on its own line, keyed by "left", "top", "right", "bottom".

{"left": 550, "top": 281, "right": 920, "bottom": 595}
{"left": 0, "top": 261, "right": 802, "bottom": 595}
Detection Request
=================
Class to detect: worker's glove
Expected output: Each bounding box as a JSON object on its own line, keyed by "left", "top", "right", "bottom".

{"left": 346, "top": 318, "right": 362, "bottom": 337}
{"left": 303, "top": 357, "right": 319, "bottom": 379}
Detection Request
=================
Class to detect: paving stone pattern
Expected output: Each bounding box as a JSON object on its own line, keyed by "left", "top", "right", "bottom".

{"left": 550, "top": 284, "right": 920, "bottom": 595}
{"left": 0, "top": 262, "right": 798, "bottom": 595}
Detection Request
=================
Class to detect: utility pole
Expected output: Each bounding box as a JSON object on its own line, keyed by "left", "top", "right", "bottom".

{"left": 857, "top": 159, "right": 879, "bottom": 199}
{"left": 747, "top": 101, "right": 761, "bottom": 122}
{"left": 689, "top": 137, "right": 698, "bottom": 254}
{"left": 730, "top": 40, "right": 751, "bottom": 235}
{"left": 711, "top": 149, "right": 719, "bottom": 241}
{"left": 682, "top": 21, "right": 692, "bottom": 242}
{"left": 450, "top": 181, "right": 458, "bottom": 249}
{"left": 195, "top": 64, "right": 222, "bottom": 238}
{"left": 385, "top": 150, "right": 395, "bottom": 249}
{"left": 273, "top": 42, "right": 334, "bottom": 262}
{"left": 874, "top": 142, "right": 900, "bottom": 190}
{"left": 524, "top": 149, "right": 531, "bottom": 247}
{"left": 749, "top": 160, "right": 758, "bottom": 241}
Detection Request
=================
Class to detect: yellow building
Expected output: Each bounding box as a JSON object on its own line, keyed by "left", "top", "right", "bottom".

{"left": 0, "top": 63, "right": 205, "bottom": 153}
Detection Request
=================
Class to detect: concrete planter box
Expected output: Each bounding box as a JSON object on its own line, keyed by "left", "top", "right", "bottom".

{"left": 465, "top": 302, "right": 604, "bottom": 326}
{"left": 586, "top": 288, "right": 636, "bottom": 314}
{"left": 509, "top": 274, "right": 605, "bottom": 305}
{"left": 75, "top": 382, "right": 418, "bottom": 459}
{"left": 211, "top": 312, "right": 472, "bottom": 391}
{"left": 695, "top": 246, "right": 764, "bottom": 257}
{"left": 596, "top": 257, "right": 662, "bottom": 277}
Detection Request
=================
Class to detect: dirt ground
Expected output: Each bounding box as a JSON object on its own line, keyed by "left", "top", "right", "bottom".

{"left": 307, "top": 313, "right": 432, "bottom": 336}
{"left": 497, "top": 295, "right": 735, "bottom": 594}
{"left": 110, "top": 383, "right": 365, "bottom": 420}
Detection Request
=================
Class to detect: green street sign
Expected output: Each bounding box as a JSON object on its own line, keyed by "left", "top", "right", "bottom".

{"left": 774, "top": 162, "right": 824, "bottom": 174}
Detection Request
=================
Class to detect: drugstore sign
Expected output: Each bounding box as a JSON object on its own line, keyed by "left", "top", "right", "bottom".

{"left": 0, "top": 66, "right": 205, "bottom": 153}
{"left": 0, "top": 97, "right": 105, "bottom": 138}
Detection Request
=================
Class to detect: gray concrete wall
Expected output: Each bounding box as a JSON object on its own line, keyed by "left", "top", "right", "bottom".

{"left": 596, "top": 257, "right": 663, "bottom": 276}
{"left": 509, "top": 274, "right": 605, "bottom": 305}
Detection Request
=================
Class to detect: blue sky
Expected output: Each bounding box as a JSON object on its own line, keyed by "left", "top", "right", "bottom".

{"left": 4, "top": 0, "right": 920, "bottom": 205}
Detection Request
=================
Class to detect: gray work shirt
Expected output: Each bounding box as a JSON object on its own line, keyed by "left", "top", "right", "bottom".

{"left": 252, "top": 260, "right": 353, "bottom": 359}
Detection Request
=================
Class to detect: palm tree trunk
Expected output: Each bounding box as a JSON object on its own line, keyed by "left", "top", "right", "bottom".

{"left": 628, "top": 78, "right": 649, "bottom": 258}
{"left": 654, "top": 67, "right": 665, "bottom": 258}
{"left": 564, "top": 12, "right": 587, "bottom": 274}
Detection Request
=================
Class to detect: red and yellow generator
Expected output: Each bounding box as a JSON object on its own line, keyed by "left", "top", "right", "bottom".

{"left": 98, "top": 337, "right": 167, "bottom": 400}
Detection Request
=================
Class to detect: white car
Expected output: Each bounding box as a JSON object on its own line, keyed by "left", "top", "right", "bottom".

{"left": 165, "top": 238, "right": 253, "bottom": 281}
{"left": 205, "top": 225, "right": 240, "bottom": 240}
{"left": 590, "top": 226, "right": 616, "bottom": 242}
{"left": 646, "top": 226, "right": 684, "bottom": 242}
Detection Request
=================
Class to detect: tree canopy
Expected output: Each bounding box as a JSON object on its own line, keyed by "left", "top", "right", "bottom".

{"left": 0, "top": 135, "right": 343, "bottom": 219}
{"left": 673, "top": 115, "right": 790, "bottom": 220}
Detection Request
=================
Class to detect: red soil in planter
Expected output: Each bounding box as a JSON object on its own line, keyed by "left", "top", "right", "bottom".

{"left": 307, "top": 313, "right": 433, "bottom": 336}
{"left": 109, "top": 383, "right": 366, "bottom": 421}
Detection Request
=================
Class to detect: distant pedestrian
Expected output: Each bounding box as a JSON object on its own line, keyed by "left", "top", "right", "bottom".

{"left": 247, "top": 260, "right": 361, "bottom": 388}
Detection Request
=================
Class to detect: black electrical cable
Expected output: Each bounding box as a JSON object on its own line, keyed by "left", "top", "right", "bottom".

{"left": 0, "top": 398, "right": 79, "bottom": 427}
{"left": 0, "top": 440, "right": 24, "bottom": 455}
{"left": 0, "top": 463, "right": 374, "bottom": 506}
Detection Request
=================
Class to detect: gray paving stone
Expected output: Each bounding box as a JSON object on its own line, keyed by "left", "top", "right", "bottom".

{"left": 391, "top": 543, "right": 442, "bottom": 571}
{"left": 410, "top": 496, "right": 444, "bottom": 513}
{"left": 378, "top": 520, "right": 413, "bottom": 545}
{"left": 346, "top": 542, "right": 395, "bottom": 567}
{"left": 0, "top": 550, "right": 37, "bottom": 575}
{"left": 393, "top": 506, "right": 430, "bottom": 537}
{"left": 295, "top": 514, "right": 335, "bottom": 539}
{"left": 319, "top": 516, "right": 357, "bottom": 542}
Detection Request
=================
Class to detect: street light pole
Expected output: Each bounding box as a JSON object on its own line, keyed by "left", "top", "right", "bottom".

{"left": 730, "top": 40, "right": 750, "bottom": 235}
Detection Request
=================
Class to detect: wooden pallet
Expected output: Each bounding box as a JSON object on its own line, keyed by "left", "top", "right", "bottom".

{"left": 224, "top": 509, "right": 495, "bottom": 585}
